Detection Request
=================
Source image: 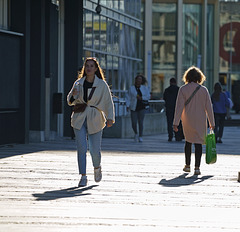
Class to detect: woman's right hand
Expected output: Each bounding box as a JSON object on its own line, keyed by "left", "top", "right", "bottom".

{"left": 210, "top": 125, "right": 215, "bottom": 130}
{"left": 173, "top": 125, "right": 178, "bottom": 132}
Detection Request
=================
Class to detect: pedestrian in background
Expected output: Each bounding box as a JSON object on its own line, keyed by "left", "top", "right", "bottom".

{"left": 163, "top": 77, "right": 183, "bottom": 142}
{"left": 126, "top": 74, "right": 150, "bottom": 142}
{"left": 173, "top": 66, "right": 215, "bottom": 175}
{"left": 223, "top": 87, "right": 233, "bottom": 120}
{"left": 211, "top": 82, "right": 230, "bottom": 143}
{"left": 67, "top": 57, "right": 115, "bottom": 187}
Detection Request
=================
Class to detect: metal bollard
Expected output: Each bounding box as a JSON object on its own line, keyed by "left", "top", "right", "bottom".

{"left": 238, "top": 172, "right": 240, "bottom": 182}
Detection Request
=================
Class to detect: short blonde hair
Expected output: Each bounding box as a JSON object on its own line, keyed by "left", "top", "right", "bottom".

{"left": 182, "top": 66, "right": 206, "bottom": 85}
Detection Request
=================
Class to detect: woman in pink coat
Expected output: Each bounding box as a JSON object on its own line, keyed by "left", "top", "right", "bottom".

{"left": 173, "top": 66, "right": 215, "bottom": 175}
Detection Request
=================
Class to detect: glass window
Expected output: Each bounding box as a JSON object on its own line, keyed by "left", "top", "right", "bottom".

{"left": 107, "top": 18, "right": 113, "bottom": 53}
{"left": 182, "top": 4, "right": 202, "bottom": 71}
{"left": 84, "top": 10, "right": 93, "bottom": 49}
{"left": 152, "top": 3, "right": 177, "bottom": 99}
{"left": 106, "top": 55, "right": 113, "bottom": 86}
{"left": 93, "top": 14, "right": 100, "bottom": 50}
{"left": 100, "top": 16, "right": 107, "bottom": 52}
{"left": 206, "top": 4, "right": 214, "bottom": 89}
{"left": 219, "top": 1, "right": 240, "bottom": 113}
{"left": 0, "top": 0, "right": 9, "bottom": 30}
{"left": 83, "top": 1, "right": 142, "bottom": 107}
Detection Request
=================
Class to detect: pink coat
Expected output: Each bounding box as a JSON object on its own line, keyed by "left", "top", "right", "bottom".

{"left": 173, "top": 82, "right": 215, "bottom": 144}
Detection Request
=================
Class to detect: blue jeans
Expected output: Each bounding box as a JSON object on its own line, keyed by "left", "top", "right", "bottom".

{"left": 130, "top": 109, "right": 146, "bottom": 137}
{"left": 74, "top": 119, "right": 102, "bottom": 175}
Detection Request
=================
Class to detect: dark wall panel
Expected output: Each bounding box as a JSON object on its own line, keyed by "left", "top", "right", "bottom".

{"left": 64, "top": 0, "right": 83, "bottom": 137}
{"left": 0, "top": 33, "right": 22, "bottom": 109}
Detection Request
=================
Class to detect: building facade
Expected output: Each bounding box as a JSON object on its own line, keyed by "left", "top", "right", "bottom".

{"left": 0, "top": 0, "right": 142, "bottom": 145}
{"left": 141, "top": 0, "right": 219, "bottom": 99}
{"left": 1, "top": 0, "right": 239, "bottom": 145}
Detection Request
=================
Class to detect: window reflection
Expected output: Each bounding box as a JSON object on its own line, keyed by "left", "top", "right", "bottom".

{"left": 182, "top": 4, "right": 202, "bottom": 71}
{"left": 100, "top": 16, "right": 107, "bottom": 52}
{"left": 152, "top": 3, "right": 176, "bottom": 99}
{"left": 93, "top": 14, "right": 100, "bottom": 50}
{"left": 83, "top": 1, "right": 141, "bottom": 100}
{"left": 84, "top": 10, "right": 93, "bottom": 48}
{"left": 206, "top": 5, "right": 214, "bottom": 88}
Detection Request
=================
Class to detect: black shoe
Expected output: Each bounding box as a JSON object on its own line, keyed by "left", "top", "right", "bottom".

{"left": 168, "top": 138, "right": 172, "bottom": 142}
{"left": 217, "top": 139, "right": 223, "bottom": 143}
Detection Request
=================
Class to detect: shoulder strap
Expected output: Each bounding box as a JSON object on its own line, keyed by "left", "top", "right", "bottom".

{"left": 185, "top": 85, "right": 201, "bottom": 106}
{"left": 88, "top": 87, "right": 96, "bottom": 101}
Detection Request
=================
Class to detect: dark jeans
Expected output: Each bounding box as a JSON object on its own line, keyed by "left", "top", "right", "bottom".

{"left": 214, "top": 113, "right": 226, "bottom": 139}
{"left": 184, "top": 141, "right": 202, "bottom": 168}
{"left": 130, "top": 109, "right": 145, "bottom": 137}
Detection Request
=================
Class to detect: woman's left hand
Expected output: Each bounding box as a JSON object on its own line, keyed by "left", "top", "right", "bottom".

{"left": 107, "top": 119, "right": 113, "bottom": 127}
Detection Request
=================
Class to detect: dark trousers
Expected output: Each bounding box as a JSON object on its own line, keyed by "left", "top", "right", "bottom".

{"left": 214, "top": 113, "right": 226, "bottom": 139}
{"left": 184, "top": 141, "right": 202, "bottom": 168}
{"left": 166, "top": 111, "right": 183, "bottom": 140}
{"left": 166, "top": 111, "right": 174, "bottom": 139}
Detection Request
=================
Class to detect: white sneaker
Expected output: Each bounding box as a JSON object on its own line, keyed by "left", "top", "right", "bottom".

{"left": 139, "top": 137, "right": 143, "bottom": 142}
{"left": 78, "top": 176, "right": 87, "bottom": 187}
{"left": 134, "top": 134, "right": 138, "bottom": 142}
{"left": 94, "top": 166, "right": 102, "bottom": 182}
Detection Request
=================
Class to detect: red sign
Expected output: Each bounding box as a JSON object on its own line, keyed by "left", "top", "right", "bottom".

{"left": 219, "top": 22, "right": 240, "bottom": 63}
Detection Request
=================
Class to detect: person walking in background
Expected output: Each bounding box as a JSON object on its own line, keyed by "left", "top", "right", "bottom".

{"left": 223, "top": 87, "right": 233, "bottom": 120}
{"left": 126, "top": 74, "right": 150, "bottom": 142}
{"left": 211, "top": 82, "right": 230, "bottom": 143}
{"left": 67, "top": 57, "right": 115, "bottom": 187}
{"left": 163, "top": 77, "right": 183, "bottom": 142}
{"left": 173, "top": 66, "right": 215, "bottom": 175}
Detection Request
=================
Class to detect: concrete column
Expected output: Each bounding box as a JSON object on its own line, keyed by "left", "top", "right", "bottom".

{"left": 144, "top": 0, "right": 152, "bottom": 90}
{"left": 177, "top": 0, "right": 183, "bottom": 86}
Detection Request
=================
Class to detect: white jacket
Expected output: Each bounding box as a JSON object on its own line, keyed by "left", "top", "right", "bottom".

{"left": 126, "top": 85, "right": 150, "bottom": 111}
{"left": 67, "top": 76, "right": 115, "bottom": 134}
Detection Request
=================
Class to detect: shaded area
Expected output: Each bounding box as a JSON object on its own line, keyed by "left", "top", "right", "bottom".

{"left": 32, "top": 185, "right": 98, "bottom": 201}
{"left": 0, "top": 125, "right": 240, "bottom": 159}
{"left": 159, "top": 174, "right": 214, "bottom": 187}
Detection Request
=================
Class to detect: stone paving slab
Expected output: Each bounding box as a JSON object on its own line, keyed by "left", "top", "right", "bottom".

{"left": 0, "top": 127, "right": 240, "bottom": 231}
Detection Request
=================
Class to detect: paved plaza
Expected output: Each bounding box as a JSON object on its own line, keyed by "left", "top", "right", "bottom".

{"left": 0, "top": 125, "right": 240, "bottom": 232}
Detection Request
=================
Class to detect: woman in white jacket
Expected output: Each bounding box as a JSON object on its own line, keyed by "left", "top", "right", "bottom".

{"left": 126, "top": 75, "right": 150, "bottom": 142}
{"left": 67, "top": 57, "right": 115, "bottom": 187}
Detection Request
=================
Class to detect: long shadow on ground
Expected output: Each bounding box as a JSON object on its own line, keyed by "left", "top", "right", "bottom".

{"left": 32, "top": 185, "right": 98, "bottom": 201}
{"left": 159, "top": 173, "right": 213, "bottom": 187}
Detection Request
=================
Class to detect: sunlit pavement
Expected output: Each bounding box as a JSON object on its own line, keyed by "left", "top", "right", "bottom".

{"left": 0, "top": 124, "right": 240, "bottom": 232}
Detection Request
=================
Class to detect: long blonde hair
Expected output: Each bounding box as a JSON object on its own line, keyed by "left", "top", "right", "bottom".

{"left": 77, "top": 57, "right": 105, "bottom": 81}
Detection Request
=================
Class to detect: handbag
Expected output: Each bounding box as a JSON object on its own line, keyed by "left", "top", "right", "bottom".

{"left": 73, "top": 103, "right": 87, "bottom": 113}
{"left": 205, "top": 129, "right": 217, "bottom": 164}
{"left": 73, "top": 87, "right": 96, "bottom": 113}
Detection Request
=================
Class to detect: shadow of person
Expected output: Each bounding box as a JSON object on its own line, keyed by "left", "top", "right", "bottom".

{"left": 159, "top": 173, "right": 213, "bottom": 187}
{"left": 32, "top": 185, "right": 98, "bottom": 201}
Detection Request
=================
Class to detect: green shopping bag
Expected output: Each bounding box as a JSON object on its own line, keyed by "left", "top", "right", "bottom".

{"left": 205, "top": 129, "right": 217, "bottom": 164}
